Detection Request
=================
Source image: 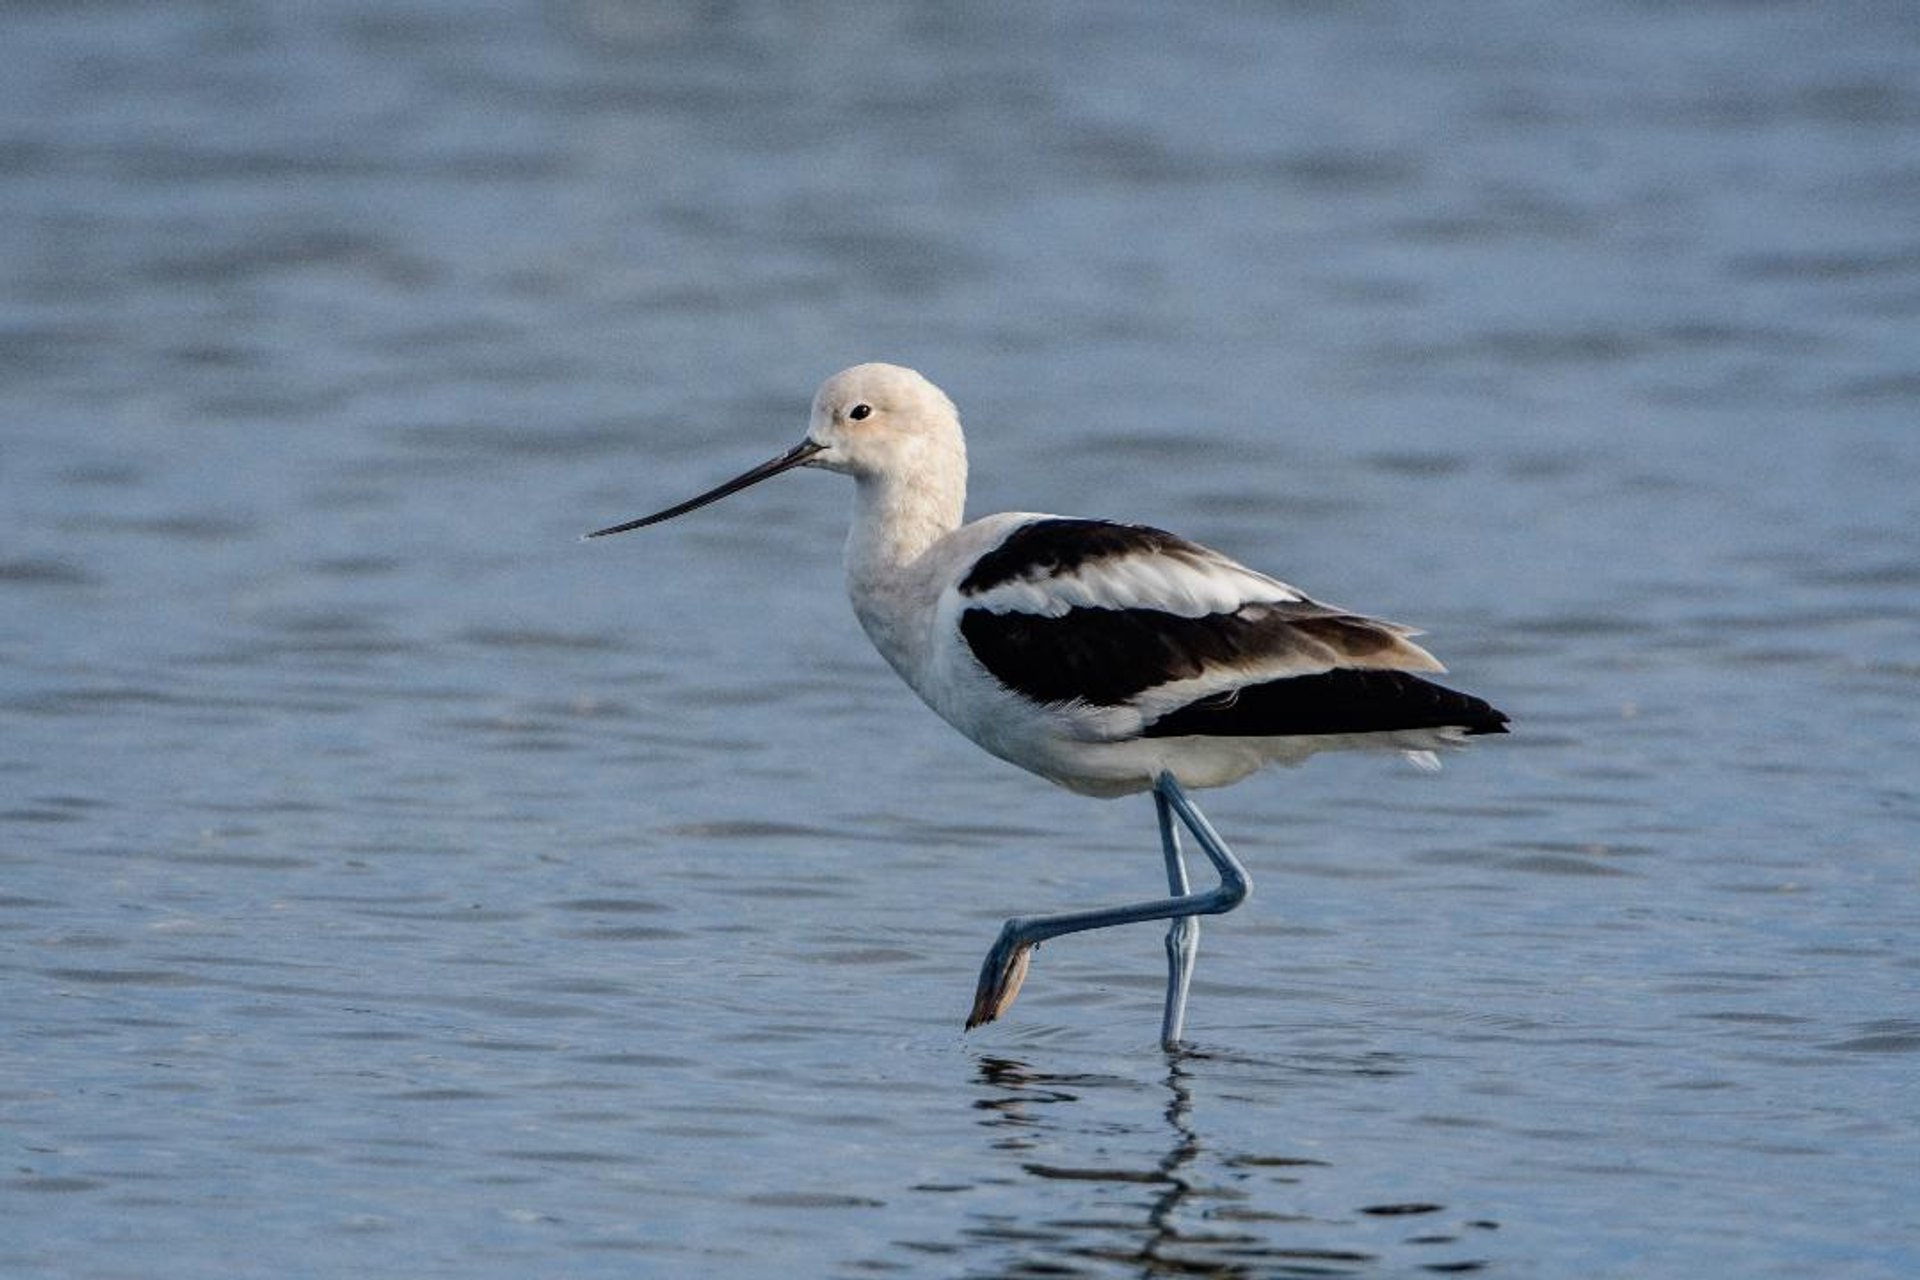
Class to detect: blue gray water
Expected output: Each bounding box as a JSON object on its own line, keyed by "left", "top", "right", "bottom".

{"left": 4, "top": 2, "right": 1918, "bottom": 1276}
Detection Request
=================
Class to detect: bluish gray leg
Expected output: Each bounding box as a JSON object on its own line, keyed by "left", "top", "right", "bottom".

{"left": 1157, "top": 786, "right": 1200, "bottom": 1048}
{"left": 967, "top": 772, "right": 1251, "bottom": 1046}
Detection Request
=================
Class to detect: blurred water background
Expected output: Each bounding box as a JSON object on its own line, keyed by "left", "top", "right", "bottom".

{"left": 4, "top": 1, "right": 1918, "bottom": 1276}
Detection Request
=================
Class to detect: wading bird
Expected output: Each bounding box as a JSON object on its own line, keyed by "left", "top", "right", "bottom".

{"left": 589, "top": 363, "right": 1507, "bottom": 1047}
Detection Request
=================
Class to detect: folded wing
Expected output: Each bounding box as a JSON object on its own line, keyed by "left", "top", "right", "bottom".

{"left": 954, "top": 518, "right": 1508, "bottom": 740}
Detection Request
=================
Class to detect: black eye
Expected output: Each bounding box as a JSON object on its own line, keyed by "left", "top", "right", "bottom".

{"left": 848, "top": 404, "right": 872, "bottom": 421}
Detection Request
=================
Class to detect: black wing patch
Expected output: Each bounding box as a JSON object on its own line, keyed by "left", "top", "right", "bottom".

{"left": 958, "top": 518, "right": 1204, "bottom": 595}
{"left": 959, "top": 605, "right": 1406, "bottom": 708}
{"left": 1143, "top": 669, "right": 1510, "bottom": 739}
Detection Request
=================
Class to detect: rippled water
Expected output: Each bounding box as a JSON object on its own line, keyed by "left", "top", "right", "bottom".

{"left": 4, "top": 2, "right": 1918, "bottom": 1276}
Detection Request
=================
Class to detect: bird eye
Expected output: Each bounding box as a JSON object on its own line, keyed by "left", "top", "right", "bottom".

{"left": 848, "top": 404, "right": 872, "bottom": 421}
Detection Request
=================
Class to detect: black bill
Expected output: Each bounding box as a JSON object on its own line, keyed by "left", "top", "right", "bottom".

{"left": 586, "top": 439, "right": 827, "bottom": 538}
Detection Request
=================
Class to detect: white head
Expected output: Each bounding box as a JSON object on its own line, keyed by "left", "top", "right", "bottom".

{"left": 802, "top": 363, "right": 965, "bottom": 482}
{"left": 585, "top": 363, "right": 967, "bottom": 539}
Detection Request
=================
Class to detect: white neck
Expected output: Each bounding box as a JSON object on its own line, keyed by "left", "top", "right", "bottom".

{"left": 844, "top": 451, "right": 966, "bottom": 586}
{"left": 843, "top": 447, "right": 967, "bottom": 684}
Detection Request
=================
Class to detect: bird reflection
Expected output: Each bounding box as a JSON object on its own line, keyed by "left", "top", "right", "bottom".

{"left": 964, "top": 1053, "right": 1495, "bottom": 1276}
{"left": 1141, "top": 1054, "right": 1204, "bottom": 1270}
{"left": 969, "top": 1053, "right": 1245, "bottom": 1275}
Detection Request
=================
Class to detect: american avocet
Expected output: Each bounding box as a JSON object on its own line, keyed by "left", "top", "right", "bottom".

{"left": 590, "top": 363, "right": 1507, "bottom": 1047}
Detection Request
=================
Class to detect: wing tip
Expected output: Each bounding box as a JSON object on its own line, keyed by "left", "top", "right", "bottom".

{"left": 1464, "top": 708, "right": 1512, "bottom": 736}
{"left": 1142, "top": 669, "right": 1511, "bottom": 740}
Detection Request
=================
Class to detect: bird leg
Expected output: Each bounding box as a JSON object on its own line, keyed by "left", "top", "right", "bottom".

{"left": 966, "top": 771, "right": 1251, "bottom": 1046}
{"left": 1157, "top": 785, "right": 1200, "bottom": 1048}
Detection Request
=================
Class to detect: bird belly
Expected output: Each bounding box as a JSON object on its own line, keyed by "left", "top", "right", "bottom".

{"left": 921, "top": 660, "right": 1477, "bottom": 798}
{"left": 910, "top": 658, "right": 1275, "bottom": 798}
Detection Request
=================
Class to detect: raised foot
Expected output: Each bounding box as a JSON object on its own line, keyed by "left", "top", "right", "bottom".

{"left": 966, "top": 923, "right": 1034, "bottom": 1030}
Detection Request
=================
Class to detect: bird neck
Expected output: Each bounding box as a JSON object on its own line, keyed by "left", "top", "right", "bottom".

{"left": 843, "top": 453, "right": 967, "bottom": 586}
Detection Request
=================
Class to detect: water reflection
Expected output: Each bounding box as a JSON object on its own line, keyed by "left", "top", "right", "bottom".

{"left": 965, "top": 1055, "right": 1496, "bottom": 1276}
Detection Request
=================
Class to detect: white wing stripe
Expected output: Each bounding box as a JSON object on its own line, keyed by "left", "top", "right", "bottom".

{"left": 965, "top": 552, "right": 1305, "bottom": 619}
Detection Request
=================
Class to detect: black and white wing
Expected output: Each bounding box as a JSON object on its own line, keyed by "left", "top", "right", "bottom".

{"left": 950, "top": 518, "right": 1509, "bottom": 742}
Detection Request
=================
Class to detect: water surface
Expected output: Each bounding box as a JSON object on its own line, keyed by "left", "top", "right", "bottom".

{"left": 3, "top": 2, "right": 1918, "bottom": 1276}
